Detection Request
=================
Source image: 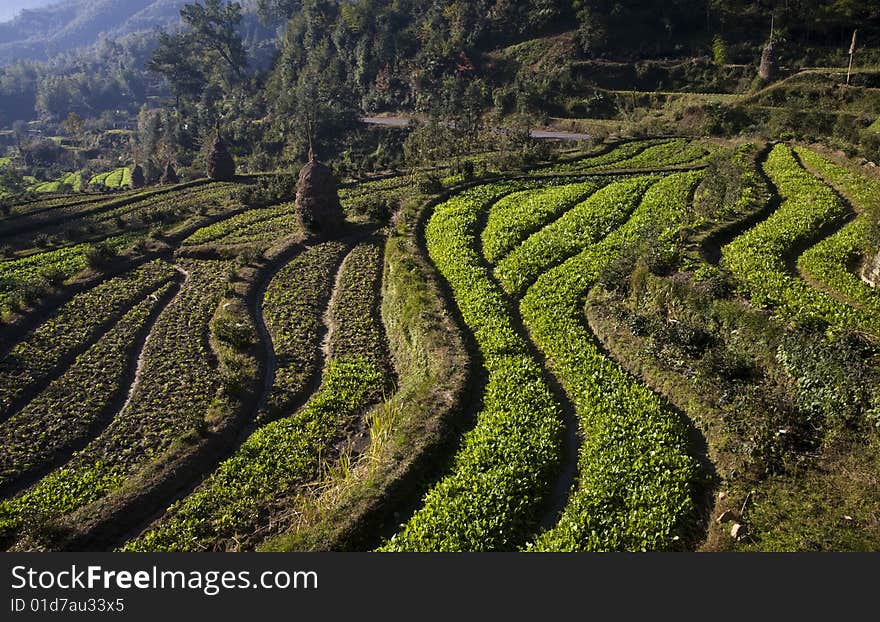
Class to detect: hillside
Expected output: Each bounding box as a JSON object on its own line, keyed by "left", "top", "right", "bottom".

{"left": 0, "top": 1, "right": 57, "bottom": 24}
{"left": 0, "top": 0, "right": 878, "bottom": 556}
{"left": 0, "top": 0, "right": 263, "bottom": 65}
{"left": 0, "top": 139, "right": 878, "bottom": 553}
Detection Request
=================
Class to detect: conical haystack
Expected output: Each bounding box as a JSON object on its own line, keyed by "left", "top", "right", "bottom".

{"left": 759, "top": 42, "right": 776, "bottom": 80}
{"left": 295, "top": 155, "right": 345, "bottom": 233}
{"left": 160, "top": 162, "right": 179, "bottom": 185}
{"left": 206, "top": 134, "right": 236, "bottom": 181}
{"left": 130, "top": 163, "right": 145, "bottom": 189}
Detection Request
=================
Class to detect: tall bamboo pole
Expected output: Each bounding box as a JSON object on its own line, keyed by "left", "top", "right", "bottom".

{"left": 847, "top": 30, "right": 858, "bottom": 86}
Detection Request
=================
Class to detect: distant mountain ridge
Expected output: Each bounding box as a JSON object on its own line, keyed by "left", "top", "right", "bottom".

{"left": 0, "top": 1, "right": 57, "bottom": 24}
{"left": 0, "top": 0, "right": 190, "bottom": 65}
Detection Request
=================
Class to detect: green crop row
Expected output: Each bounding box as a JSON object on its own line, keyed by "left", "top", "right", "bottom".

{"left": 519, "top": 172, "right": 702, "bottom": 551}
{"left": 123, "top": 355, "right": 385, "bottom": 551}
{"left": 381, "top": 182, "right": 563, "bottom": 551}
{"left": 0, "top": 233, "right": 142, "bottom": 311}
{"left": 89, "top": 168, "right": 131, "bottom": 189}
{"left": 793, "top": 147, "right": 880, "bottom": 322}
{"left": 721, "top": 144, "right": 873, "bottom": 333}
{"left": 212, "top": 212, "right": 300, "bottom": 248}
{"left": 539, "top": 139, "right": 670, "bottom": 174}
{"left": 338, "top": 175, "right": 410, "bottom": 200}
{"left": 482, "top": 181, "right": 602, "bottom": 263}
{"left": 0, "top": 184, "right": 179, "bottom": 236}
{"left": 0, "top": 281, "right": 175, "bottom": 489}
{"left": 328, "top": 240, "right": 390, "bottom": 366}
{"left": 29, "top": 173, "right": 83, "bottom": 194}
{"left": 184, "top": 201, "right": 297, "bottom": 246}
{"left": 124, "top": 241, "right": 391, "bottom": 551}
{"left": 495, "top": 176, "right": 658, "bottom": 295}
{"left": 606, "top": 139, "right": 711, "bottom": 170}
{"left": 339, "top": 176, "right": 416, "bottom": 221}
{"left": 0, "top": 259, "right": 177, "bottom": 419}
{"left": 263, "top": 241, "right": 348, "bottom": 413}
{"left": 85, "top": 183, "right": 235, "bottom": 233}
{"left": 0, "top": 260, "right": 230, "bottom": 534}
{"left": 0, "top": 190, "right": 140, "bottom": 227}
{"left": 0, "top": 182, "right": 231, "bottom": 250}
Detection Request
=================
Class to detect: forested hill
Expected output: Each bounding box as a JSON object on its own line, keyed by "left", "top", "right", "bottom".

{"left": 0, "top": 1, "right": 57, "bottom": 24}
{"left": 0, "top": 0, "right": 222, "bottom": 64}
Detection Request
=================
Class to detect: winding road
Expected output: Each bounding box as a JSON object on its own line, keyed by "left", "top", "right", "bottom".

{"left": 361, "top": 116, "right": 592, "bottom": 141}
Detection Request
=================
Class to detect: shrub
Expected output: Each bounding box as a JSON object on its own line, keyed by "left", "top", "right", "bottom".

{"left": 712, "top": 35, "right": 728, "bottom": 66}
{"left": 84, "top": 242, "right": 117, "bottom": 269}
{"left": 211, "top": 314, "right": 255, "bottom": 351}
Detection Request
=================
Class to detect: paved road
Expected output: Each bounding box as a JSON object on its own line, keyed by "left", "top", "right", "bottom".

{"left": 361, "top": 116, "right": 592, "bottom": 141}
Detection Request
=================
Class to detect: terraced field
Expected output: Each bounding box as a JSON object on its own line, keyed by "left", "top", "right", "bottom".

{"left": 0, "top": 138, "right": 878, "bottom": 552}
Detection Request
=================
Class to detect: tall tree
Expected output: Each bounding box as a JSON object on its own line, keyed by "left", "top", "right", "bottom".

{"left": 147, "top": 31, "right": 205, "bottom": 108}
{"left": 180, "top": 0, "right": 248, "bottom": 80}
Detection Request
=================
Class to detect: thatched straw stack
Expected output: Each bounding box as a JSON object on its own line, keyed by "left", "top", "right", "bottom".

{"left": 130, "top": 163, "right": 145, "bottom": 188}
{"left": 206, "top": 134, "right": 236, "bottom": 181}
{"left": 759, "top": 42, "right": 776, "bottom": 80}
{"left": 295, "top": 155, "right": 345, "bottom": 233}
{"left": 160, "top": 162, "right": 179, "bottom": 185}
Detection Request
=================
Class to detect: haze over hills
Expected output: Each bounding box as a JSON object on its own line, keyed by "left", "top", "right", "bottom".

{"left": 0, "top": 0, "right": 190, "bottom": 64}
{"left": 0, "top": 0, "right": 57, "bottom": 24}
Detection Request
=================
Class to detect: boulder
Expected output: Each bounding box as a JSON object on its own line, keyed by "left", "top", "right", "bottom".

{"left": 861, "top": 249, "right": 880, "bottom": 288}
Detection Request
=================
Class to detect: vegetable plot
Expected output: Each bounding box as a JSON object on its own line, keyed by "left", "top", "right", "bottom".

{"left": 382, "top": 183, "right": 563, "bottom": 552}
{"left": 722, "top": 144, "right": 874, "bottom": 334}
{"left": 519, "top": 172, "right": 703, "bottom": 551}
{"left": 0, "top": 259, "right": 177, "bottom": 420}
{"left": 0, "top": 280, "right": 177, "bottom": 489}
{"left": 124, "top": 240, "right": 391, "bottom": 551}
{"left": 263, "top": 241, "right": 348, "bottom": 413}
{"left": 0, "top": 260, "right": 230, "bottom": 534}
{"left": 482, "top": 181, "right": 602, "bottom": 263}
{"left": 494, "top": 176, "right": 658, "bottom": 294}
{"left": 793, "top": 147, "right": 880, "bottom": 323}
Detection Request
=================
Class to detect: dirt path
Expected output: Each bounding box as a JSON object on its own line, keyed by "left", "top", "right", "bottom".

{"left": 320, "top": 247, "right": 351, "bottom": 363}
